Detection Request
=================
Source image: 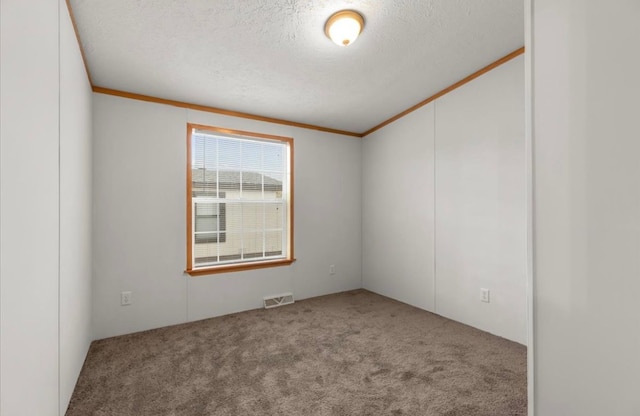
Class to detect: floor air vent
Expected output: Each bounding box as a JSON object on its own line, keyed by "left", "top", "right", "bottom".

{"left": 263, "top": 292, "right": 294, "bottom": 309}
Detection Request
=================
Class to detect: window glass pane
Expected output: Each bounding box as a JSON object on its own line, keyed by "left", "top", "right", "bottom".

{"left": 192, "top": 186, "right": 218, "bottom": 198}
{"left": 241, "top": 141, "right": 262, "bottom": 171}
{"left": 193, "top": 134, "right": 218, "bottom": 170}
{"left": 194, "top": 238, "right": 218, "bottom": 265}
{"left": 217, "top": 138, "right": 241, "bottom": 170}
{"left": 242, "top": 202, "right": 264, "bottom": 231}
{"left": 219, "top": 232, "right": 241, "bottom": 261}
{"left": 242, "top": 231, "right": 264, "bottom": 259}
{"left": 192, "top": 167, "right": 206, "bottom": 185}
{"left": 265, "top": 230, "right": 283, "bottom": 256}
{"left": 190, "top": 128, "right": 290, "bottom": 270}
{"left": 192, "top": 134, "right": 206, "bottom": 170}
{"left": 264, "top": 202, "right": 284, "bottom": 229}
{"left": 224, "top": 202, "right": 243, "bottom": 234}
{"left": 192, "top": 131, "right": 218, "bottom": 196}
{"left": 263, "top": 172, "right": 283, "bottom": 199}
{"left": 218, "top": 170, "right": 240, "bottom": 196}
{"left": 195, "top": 217, "right": 218, "bottom": 233}
{"left": 263, "top": 142, "right": 285, "bottom": 172}
{"left": 241, "top": 172, "right": 264, "bottom": 195}
{"left": 195, "top": 203, "right": 219, "bottom": 217}
{"left": 194, "top": 232, "right": 219, "bottom": 244}
{"left": 203, "top": 137, "right": 217, "bottom": 170}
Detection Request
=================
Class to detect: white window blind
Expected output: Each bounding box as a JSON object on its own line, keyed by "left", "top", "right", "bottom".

{"left": 190, "top": 128, "right": 291, "bottom": 268}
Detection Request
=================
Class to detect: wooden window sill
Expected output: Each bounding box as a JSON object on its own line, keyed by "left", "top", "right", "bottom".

{"left": 185, "top": 258, "right": 296, "bottom": 276}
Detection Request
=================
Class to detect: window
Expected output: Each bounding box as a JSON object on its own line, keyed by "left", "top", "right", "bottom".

{"left": 186, "top": 124, "right": 294, "bottom": 275}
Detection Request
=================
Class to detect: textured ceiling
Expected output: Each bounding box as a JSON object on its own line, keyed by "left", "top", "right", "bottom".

{"left": 70, "top": 0, "right": 523, "bottom": 134}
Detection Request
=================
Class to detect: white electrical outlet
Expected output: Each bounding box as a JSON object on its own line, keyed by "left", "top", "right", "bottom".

{"left": 480, "top": 288, "right": 490, "bottom": 303}
{"left": 121, "top": 291, "right": 132, "bottom": 306}
{"left": 329, "top": 264, "right": 336, "bottom": 275}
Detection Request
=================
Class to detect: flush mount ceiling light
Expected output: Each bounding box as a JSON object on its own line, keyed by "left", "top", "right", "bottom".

{"left": 325, "top": 10, "right": 365, "bottom": 46}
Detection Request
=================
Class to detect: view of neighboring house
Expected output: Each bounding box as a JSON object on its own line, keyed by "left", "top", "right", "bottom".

{"left": 191, "top": 169, "right": 286, "bottom": 266}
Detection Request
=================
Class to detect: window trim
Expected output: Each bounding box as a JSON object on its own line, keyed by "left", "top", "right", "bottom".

{"left": 185, "top": 123, "right": 295, "bottom": 276}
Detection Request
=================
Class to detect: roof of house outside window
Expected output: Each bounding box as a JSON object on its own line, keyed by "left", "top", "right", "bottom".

{"left": 191, "top": 169, "right": 282, "bottom": 191}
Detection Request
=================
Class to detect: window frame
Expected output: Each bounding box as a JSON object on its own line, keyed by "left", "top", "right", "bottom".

{"left": 185, "top": 123, "right": 295, "bottom": 276}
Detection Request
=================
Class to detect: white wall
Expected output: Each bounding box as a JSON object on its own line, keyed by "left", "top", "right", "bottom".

{"left": 362, "top": 105, "right": 436, "bottom": 312}
{"left": 435, "top": 56, "right": 526, "bottom": 345}
{"left": 0, "top": 0, "right": 61, "bottom": 414}
{"left": 0, "top": 1, "right": 93, "bottom": 414}
{"left": 532, "top": 1, "right": 640, "bottom": 414}
{"left": 59, "top": 1, "right": 93, "bottom": 414}
{"left": 92, "top": 94, "right": 362, "bottom": 339}
{"left": 363, "top": 56, "right": 526, "bottom": 344}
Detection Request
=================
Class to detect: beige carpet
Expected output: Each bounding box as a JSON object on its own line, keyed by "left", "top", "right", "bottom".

{"left": 67, "top": 290, "right": 527, "bottom": 415}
